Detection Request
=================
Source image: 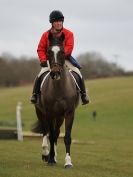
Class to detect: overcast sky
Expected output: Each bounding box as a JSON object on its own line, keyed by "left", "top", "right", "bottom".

{"left": 0, "top": 0, "right": 133, "bottom": 71}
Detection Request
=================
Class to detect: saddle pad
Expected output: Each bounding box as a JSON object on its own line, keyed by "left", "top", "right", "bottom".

{"left": 40, "top": 72, "right": 50, "bottom": 91}
{"left": 69, "top": 70, "right": 81, "bottom": 91}
{"left": 40, "top": 70, "right": 81, "bottom": 92}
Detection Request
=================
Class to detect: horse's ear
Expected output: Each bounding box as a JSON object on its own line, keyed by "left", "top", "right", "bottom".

{"left": 48, "top": 31, "right": 54, "bottom": 42}
{"left": 59, "top": 33, "right": 65, "bottom": 43}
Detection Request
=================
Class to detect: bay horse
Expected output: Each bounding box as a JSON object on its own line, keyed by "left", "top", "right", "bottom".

{"left": 33, "top": 32, "right": 79, "bottom": 168}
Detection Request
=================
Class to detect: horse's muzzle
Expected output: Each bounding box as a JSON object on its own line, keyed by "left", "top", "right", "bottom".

{"left": 50, "top": 64, "right": 62, "bottom": 80}
{"left": 50, "top": 70, "right": 61, "bottom": 80}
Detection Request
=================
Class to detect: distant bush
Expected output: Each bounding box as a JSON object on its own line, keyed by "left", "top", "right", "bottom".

{"left": 0, "top": 53, "right": 40, "bottom": 87}
{"left": 0, "top": 51, "right": 127, "bottom": 87}
{"left": 77, "top": 52, "right": 125, "bottom": 79}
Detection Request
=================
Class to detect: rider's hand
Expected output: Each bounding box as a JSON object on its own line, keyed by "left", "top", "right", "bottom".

{"left": 40, "top": 61, "right": 48, "bottom": 67}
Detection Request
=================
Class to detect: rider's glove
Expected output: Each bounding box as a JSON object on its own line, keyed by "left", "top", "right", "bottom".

{"left": 40, "top": 61, "right": 48, "bottom": 67}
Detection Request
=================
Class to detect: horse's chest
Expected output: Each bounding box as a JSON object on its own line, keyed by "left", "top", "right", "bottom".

{"left": 45, "top": 97, "right": 69, "bottom": 113}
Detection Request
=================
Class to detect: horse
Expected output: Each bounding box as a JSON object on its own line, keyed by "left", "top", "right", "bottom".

{"left": 32, "top": 32, "right": 79, "bottom": 168}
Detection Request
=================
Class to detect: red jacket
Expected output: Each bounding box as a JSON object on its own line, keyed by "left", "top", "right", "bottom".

{"left": 37, "top": 28, "right": 74, "bottom": 62}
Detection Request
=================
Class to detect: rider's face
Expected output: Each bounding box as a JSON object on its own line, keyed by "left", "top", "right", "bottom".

{"left": 52, "top": 21, "right": 63, "bottom": 31}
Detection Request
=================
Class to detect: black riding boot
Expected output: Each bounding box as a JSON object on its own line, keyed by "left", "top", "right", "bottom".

{"left": 79, "top": 77, "right": 90, "bottom": 105}
{"left": 30, "top": 76, "right": 41, "bottom": 104}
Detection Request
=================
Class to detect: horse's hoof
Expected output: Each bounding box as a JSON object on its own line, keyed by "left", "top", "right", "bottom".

{"left": 48, "top": 160, "right": 56, "bottom": 166}
{"left": 47, "top": 162, "right": 56, "bottom": 166}
{"left": 64, "top": 164, "right": 73, "bottom": 169}
{"left": 42, "top": 154, "right": 49, "bottom": 162}
{"left": 48, "top": 157, "right": 56, "bottom": 165}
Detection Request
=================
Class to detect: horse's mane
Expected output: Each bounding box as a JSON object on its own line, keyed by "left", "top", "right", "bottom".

{"left": 48, "top": 31, "right": 65, "bottom": 46}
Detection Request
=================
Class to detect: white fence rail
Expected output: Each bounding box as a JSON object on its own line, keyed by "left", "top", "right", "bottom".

{"left": 16, "top": 102, "right": 23, "bottom": 141}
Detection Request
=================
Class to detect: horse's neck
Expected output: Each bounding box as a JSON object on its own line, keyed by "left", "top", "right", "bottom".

{"left": 52, "top": 67, "right": 71, "bottom": 92}
{"left": 44, "top": 67, "right": 77, "bottom": 101}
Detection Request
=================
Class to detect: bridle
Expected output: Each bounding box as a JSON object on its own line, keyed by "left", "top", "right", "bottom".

{"left": 47, "top": 45, "right": 65, "bottom": 80}
{"left": 47, "top": 32, "right": 65, "bottom": 80}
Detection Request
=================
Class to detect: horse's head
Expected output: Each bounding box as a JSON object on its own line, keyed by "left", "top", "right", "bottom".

{"left": 47, "top": 32, "right": 65, "bottom": 80}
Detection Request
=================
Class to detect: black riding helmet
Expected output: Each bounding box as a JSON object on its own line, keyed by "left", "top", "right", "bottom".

{"left": 49, "top": 10, "right": 64, "bottom": 23}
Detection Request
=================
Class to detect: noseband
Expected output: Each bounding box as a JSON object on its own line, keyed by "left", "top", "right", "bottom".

{"left": 51, "top": 63, "right": 63, "bottom": 73}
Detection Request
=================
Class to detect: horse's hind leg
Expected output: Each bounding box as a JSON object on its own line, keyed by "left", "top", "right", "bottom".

{"left": 48, "top": 116, "right": 64, "bottom": 165}
{"left": 64, "top": 111, "right": 75, "bottom": 168}
{"left": 34, "top": 106, "right": 49, "bottom": 162}
{"left": 42, "top": 134, "right": 49, "bottom": 162}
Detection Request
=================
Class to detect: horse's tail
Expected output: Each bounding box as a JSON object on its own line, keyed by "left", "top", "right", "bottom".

{"left": 31, "top": 106, "right": 47, "bottom": 134}
{"left": 31, "top": 120, "right": 44, "bottom": 133}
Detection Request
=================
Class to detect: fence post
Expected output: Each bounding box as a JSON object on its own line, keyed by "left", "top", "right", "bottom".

{"left": 16, "top": 102, "right": 23, "bottom": 141}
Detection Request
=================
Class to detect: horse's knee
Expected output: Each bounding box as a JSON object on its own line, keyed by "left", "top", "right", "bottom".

{"left": 64, "top": 135, "right": 71, "bottom": 145}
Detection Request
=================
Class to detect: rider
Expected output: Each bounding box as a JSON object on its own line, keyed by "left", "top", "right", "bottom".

{"left": 30, "top": 10, "right": 89, "bottom": 105}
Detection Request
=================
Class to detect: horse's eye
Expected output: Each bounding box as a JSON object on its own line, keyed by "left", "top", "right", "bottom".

{"left": 47, "top": 50, "right": 53, "bottom": 56}
{"left": 59, "top": 51, "right": 65, "bottom": 56}
{"left": 61, "top": 50, "right": 64, "bottom": 53}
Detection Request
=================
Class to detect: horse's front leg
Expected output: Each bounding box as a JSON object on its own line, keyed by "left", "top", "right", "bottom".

{"left": 48, "top": 123, "right": 56, "bottom": 165}
{"left": 54, "top": 116, "right": 64, "bottom": 162}
{"left": 64, "top": 111, "right": 75, "bottom": 168}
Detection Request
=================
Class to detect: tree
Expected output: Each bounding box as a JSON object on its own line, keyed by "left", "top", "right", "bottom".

{"left": 77, "top": 52, "right": 125, "bottom": 79}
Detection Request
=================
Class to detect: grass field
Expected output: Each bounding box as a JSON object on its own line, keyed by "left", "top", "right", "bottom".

{"left": 0, "top": 76, "right": 133, "bottom": 177}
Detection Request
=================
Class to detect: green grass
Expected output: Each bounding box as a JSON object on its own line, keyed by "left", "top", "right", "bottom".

{"left": 0, "top": 139, "right": 133, "bottom": 177}
{"left": 0, "top": 76, "right": 133, "bottom": 177}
